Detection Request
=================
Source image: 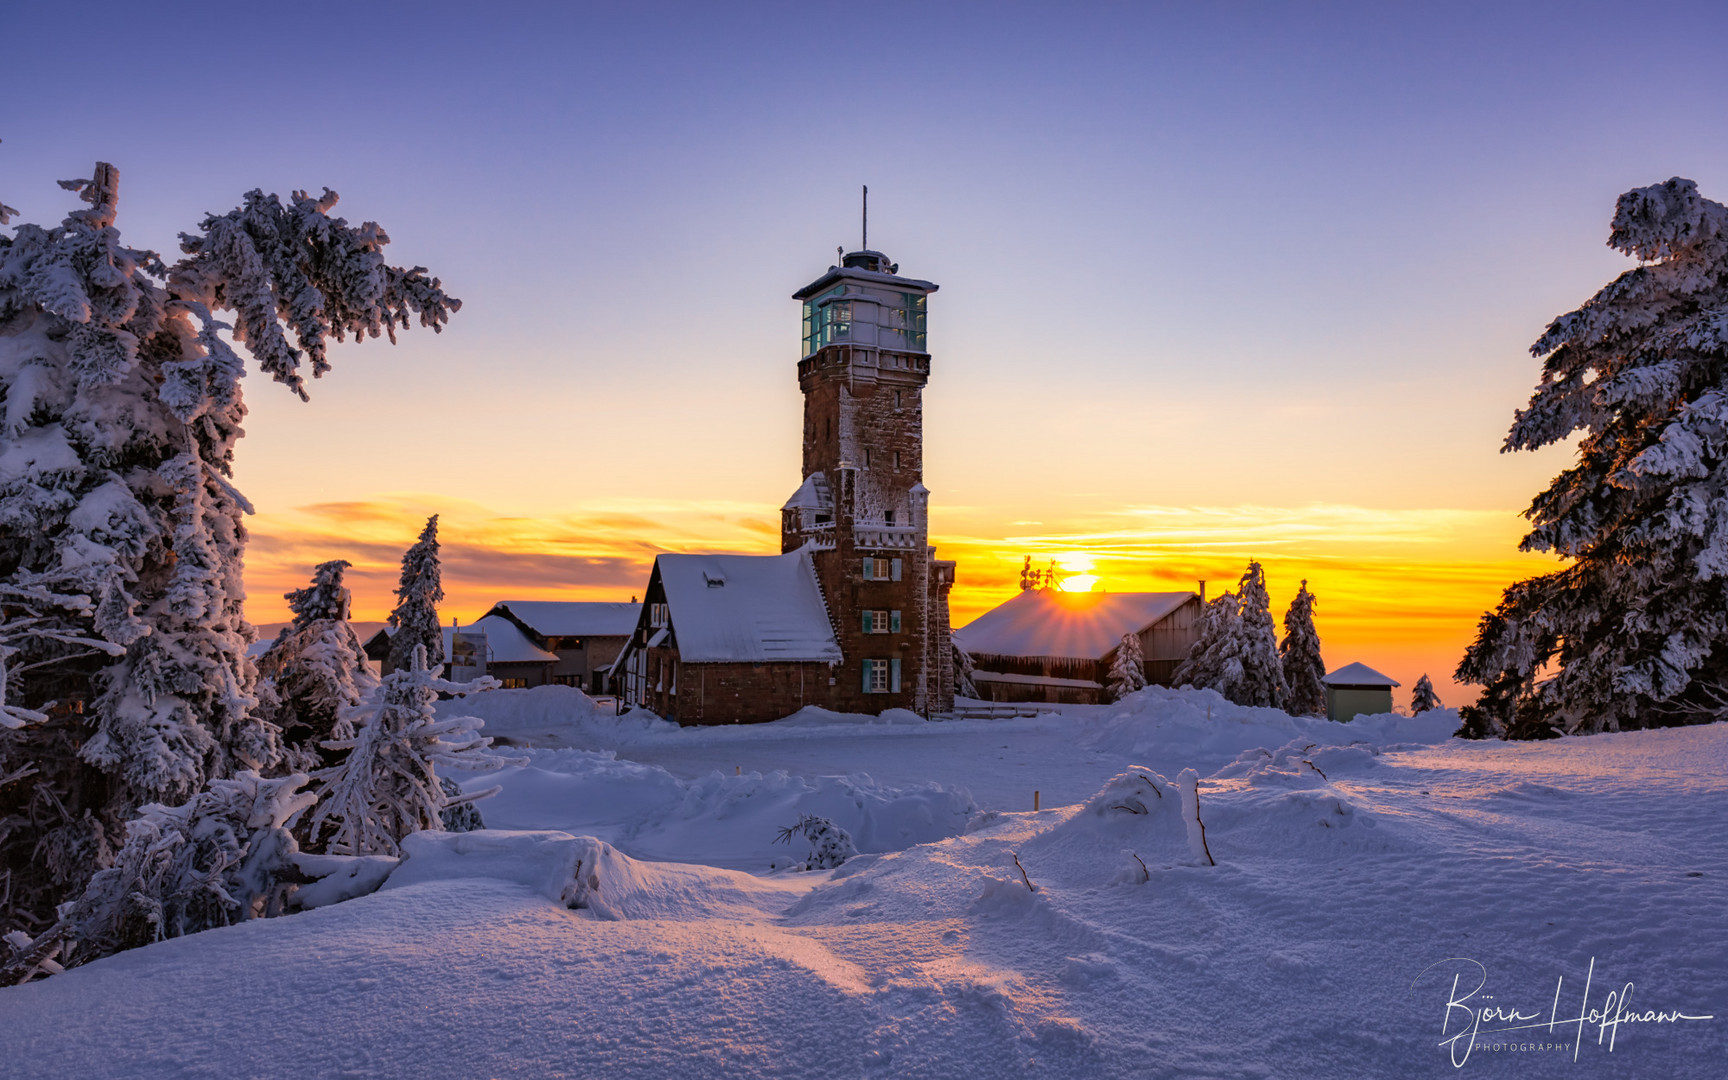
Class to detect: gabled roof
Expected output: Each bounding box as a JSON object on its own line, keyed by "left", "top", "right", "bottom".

{"left": 470, "top": 615, "right": 558, "bottom": 664}
{"left": 656, "top": 548, "right": 842, "bottom": 663}
{"left": 484, "top": 600, "right": 639, "bottom": 638}
{"left": 1322, "top": 662, "right": 1400, "bottom": 688}
{"left": 953, "top": 589, "right": 1197, "bottom": 661}
{"left": 362, "top": 624, "right": 454, "bottom": 665}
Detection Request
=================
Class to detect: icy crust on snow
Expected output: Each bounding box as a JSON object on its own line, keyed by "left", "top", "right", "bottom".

{"left": 457, "top": 746, "right": 979, "bottom": 871}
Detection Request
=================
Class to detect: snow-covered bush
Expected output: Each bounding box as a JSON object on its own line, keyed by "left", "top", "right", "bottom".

{"left": 24, "top": 771, "right": 315, "bottom": 979}
{"left": 1106, "top": 632, "right": 1146, "bottom": 702}
{"left": 385, "top": 516, "right": 443, "bottom": 675}
{"left": 1279, "top": 581, "right": 1326, "bottom": 717}
{"left": 773, "top": 813, "right": 858, "bottom": 870}
{"left": 256, "top": 560, "right": 378, "bottom": 760}
{"left": 309, "top": 647, "right": 519, "bottom": 857}
{"left": 1459, "top": 178, "right": 1728, "bottom": 735}
{"left": 953, "top": 638, "right": 979, "bottom": 699}
{"left": 0, "top": 162, "right": 457, "bottom": 933}
{"left": 1410, "top": 674, "right": 1440, "bottom": 715}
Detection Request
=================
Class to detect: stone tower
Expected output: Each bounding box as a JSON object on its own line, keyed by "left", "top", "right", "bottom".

{"left": 782, "top": 249, "right": 955, "bottom": 715}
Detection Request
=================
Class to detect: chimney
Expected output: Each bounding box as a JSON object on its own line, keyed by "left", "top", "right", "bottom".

{"left": 1198, "top": 580, "right": 1206, "bottom": 603}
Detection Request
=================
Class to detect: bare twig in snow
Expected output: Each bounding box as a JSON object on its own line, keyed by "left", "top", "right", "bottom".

{"left": 1304, "top": 759, "right": 1328, "bottom": 780}
{"left": 1011, "top": 852, "right": 1037, "bottom": 892}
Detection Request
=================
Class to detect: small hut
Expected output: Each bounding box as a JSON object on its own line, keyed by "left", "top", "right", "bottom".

{"left": 1321, "top": 662, "right": 1400, "bottom": 722}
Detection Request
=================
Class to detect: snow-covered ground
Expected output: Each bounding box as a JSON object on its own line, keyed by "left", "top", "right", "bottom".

{"left": 3, "top": 686, "right": 1723, "bottom": 1077}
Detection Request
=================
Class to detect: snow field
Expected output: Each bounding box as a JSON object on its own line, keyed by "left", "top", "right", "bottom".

{"left": 2, "top": 686, "right": 1723, "bottom": 1077}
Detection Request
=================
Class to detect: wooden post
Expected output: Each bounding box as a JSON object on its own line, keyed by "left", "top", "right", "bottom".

{"left": 1033, "top": 790, "right": 1040, "bottom": 811}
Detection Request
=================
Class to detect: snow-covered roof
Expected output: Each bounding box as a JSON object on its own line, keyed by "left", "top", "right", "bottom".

{"left": 781, "top": 472, "right": 832, "bottom": 511}
{"left": 484, "top": 601, "right": 640, "bottom": 638}
{"left": 470, "top": 615, "right": 558, "bottom": 664}
{"left": 657, "top": 549, "right": 842, "bottom": 664}
{"left": 954, "top": 590, "right": 1197, "bottom": 660}
{"left": 361, "top": 624, "right": 476, "bottom": 666}
{"left": 1322, "top": 662, "right": 1400, "bottom": 688}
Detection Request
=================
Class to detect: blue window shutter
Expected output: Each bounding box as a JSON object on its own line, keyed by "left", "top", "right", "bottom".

{"left": 862, "top": 558, "right": 874, "bottom": 581}
{"left": 862, "top": 660, "right": 871, "bottom": 693}
{"left": 862, "top": 611, "right": 871, "bottom": 633}
{"left": 890, "top": 610, "right": 901, "bottom": 633}
{"left": 890, "top": 658, "right": 902, "bottom": 693}
{"left": 891, "top": 558, "right": 902, "bottom": 581}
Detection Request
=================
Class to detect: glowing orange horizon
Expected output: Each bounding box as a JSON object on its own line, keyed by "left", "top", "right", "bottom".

{"left": 242, "top": 496, "right": 1558, "bottom": 707}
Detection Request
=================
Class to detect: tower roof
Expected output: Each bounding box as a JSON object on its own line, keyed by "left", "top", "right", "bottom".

{"left": 794, "top": 251, "right": 939, "bottom": 300}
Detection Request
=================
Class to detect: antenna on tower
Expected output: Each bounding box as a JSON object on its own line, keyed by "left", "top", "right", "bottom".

{"left": 862, "top": 184, "right": 868, "bottom": 251}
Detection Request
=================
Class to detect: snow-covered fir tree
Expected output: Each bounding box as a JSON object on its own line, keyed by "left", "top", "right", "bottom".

{"left": 1172, "top": 590, "right": 1242, "bottom": 698}
{"left": 1410, "top": 674, "right": 1441, "bottom": 714}
{"left": 1231, "top": 562, "right": 1287, "bottom": 709}
{"left": 1458, "top": 178, "right": 1728, "bottom": 737}
{"left": 385, "top": 516, "right": 444, "bottom": 675}
{"left": 255, "top": 560, "right": 378, "bottom": 760}
{"left": 0, "top": 162, "right": 458, "bottom": 935}
{"left": 1107, "top": 632, "right": 1146, "bottom": 702}
{"left": 310, "top": 647, "right": 517, "bottom": 857}
{"left": 1279, "top": 580, "right": 1326, "bottom": 717}
{"left": 1173, "top": 562, "right": 1287, "bottom": 709}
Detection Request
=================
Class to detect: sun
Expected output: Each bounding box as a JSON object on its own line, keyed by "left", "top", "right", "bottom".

{"left": 1054, "top": 554, "right": 1100, "bottom": 592}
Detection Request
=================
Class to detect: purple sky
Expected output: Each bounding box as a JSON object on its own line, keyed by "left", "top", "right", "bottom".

{"left": 5, "top": 1, "right": 1728, "bottom": 698}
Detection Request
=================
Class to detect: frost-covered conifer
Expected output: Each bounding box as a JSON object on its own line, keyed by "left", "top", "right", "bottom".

{"left": 256, "top": 560, "right": 378, "bottom": 757}
{"left": 1279, "top": 581, "right": 1326, "bottom": 717}
{"left": 1459, "top": 178, "right": 1728, "bottom": 736}
{"left": 385, "top": 516, "right": 443, "bottom": 675}
{"left": 1174, "top": 562, "right": 1287, "bottom": 709}
{"left": 310, "top": 647, "right": 516, "bottom": 856}
{"left": 1173, "top": 590, "right": 1242, "bottom": 698}
{"left": 0, "top": 162, "right": 458, "bottom": 934}
{"left": 1231, "top": 562, "right": 1287, "bottom": 709}
{"left": 1410, "top": 674, "right": 1441, "bottom": 714}
{"left": 1107, "top": 632, "right": 1146, "bottom": 702}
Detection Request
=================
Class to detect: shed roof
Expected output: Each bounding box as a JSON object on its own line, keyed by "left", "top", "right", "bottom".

{"left": 1322, "top": 662, "right": 1400, "bottom": 688}
{"left": 954, "top": 589, "right": 1197, "bottom": 660}
{"left": 484, "top": 600, "right": 640, "bottom": 638}
{"left": 657, "top": 548, "right": 842, "bottom": 663}
{"left": 470, "top": 615, "right": 558, "bottom": 664}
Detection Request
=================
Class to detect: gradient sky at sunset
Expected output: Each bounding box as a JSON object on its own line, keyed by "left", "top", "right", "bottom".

{"left": 7, "top": 1, "right": 1728, "bottom": 703}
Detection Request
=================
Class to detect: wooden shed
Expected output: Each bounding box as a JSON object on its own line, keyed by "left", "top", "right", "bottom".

{"left": 1322, "top": 662, "right": 1400, "bottom": 722}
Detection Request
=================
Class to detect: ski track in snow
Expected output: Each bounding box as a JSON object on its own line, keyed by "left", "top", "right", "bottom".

{"left": 2, "top": 688, "right": 1724, "bottom": 1078}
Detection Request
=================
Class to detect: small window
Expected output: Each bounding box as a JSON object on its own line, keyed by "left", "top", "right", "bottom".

{"left": 649, "top": 602, "right": 668, "bottom": 627}
{"left": 884, "top": 510, "right": 895, "bottom": 526}
{"left": 863, "top": 659, "right": 889, "bottom": 693}
{"left": 863, "top": 557, "right": 891, "bottom": 580}
{"left": 864, "top": 448, "right": 872, "bottom": 468}
{"left": 863, "top": 610, "right": 895, "bottom": 634}
{"left": 893, "top": 389, "right": 902, "bottom": 411}
{"left": 892, "top": 451, "right": 900, "bottom": 470}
